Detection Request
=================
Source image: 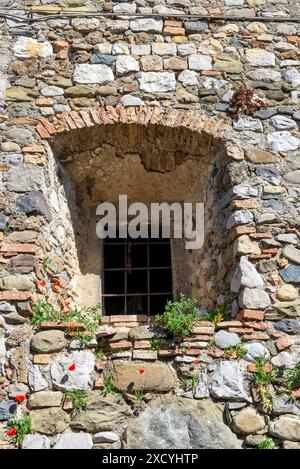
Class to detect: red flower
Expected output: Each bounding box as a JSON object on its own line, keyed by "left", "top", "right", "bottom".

{"left": 63, "top": 310, "right": 69, "bottom": 315}
{"left": 64, "top": 301, "right": 70, "bottom": 307}
{"left": 68, "top": 364, "right": 76, "bottom": 371}
{"left": 194, "top": 359, "right": 201, "bottom": 364}
{"left": 138, "top": 369, "right": 145, "bottom": 374}
{"left": 14, "top": 395, "right": 26, "bottom": 402}
{"left": 51, "top": 281, "right": 61, "bottom": 288}
{"left": 39, "top": 280, "right": 46, "bottom": 287}
{"left": 6, "top": 428, "right": 17, "bottom": 436}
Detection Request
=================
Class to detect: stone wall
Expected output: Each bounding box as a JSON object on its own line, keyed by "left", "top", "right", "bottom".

{"left": 0, "top": 0, "right": 300, "bottom": 450}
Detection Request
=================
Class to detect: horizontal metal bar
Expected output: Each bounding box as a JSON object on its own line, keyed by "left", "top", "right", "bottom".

{"left": 103, "top": 292, "right": 172, "bottom": 297}
{"left": 104, "top": 266, "right": 172, "bottom": 272}
{"left": 0, "top": 11, "right": 299, "bottom": 24}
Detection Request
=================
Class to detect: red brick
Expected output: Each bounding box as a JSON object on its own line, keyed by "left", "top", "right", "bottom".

{"left": 133, "top": 340, "right": 151, "bottom": 349}
{"left": 108, "top": 340, "right": 132, "bottom": 351}
{"left": 110, "top": 315, "right": 148, "bottom": 323}
{"left": 185, "top": 349, "right": 203, "bottom": 356}
{"left": 207, "top": 347, "right": 224, "bottom": 358}
{"left": 40, "top": 117, "right": 57, "bottom": 135}
{"left": 90, "top": 109, "right": 101, "bottom": 125}
{"left": 0, "top": 291, "right": 32, "bottom": 301}
{"left": 79, "top": 110, "right": 94, "bottom": 127}
{"left": 230, "top": 226, "right": 256, "bottom": 241}
{"left": 63, "top": 113, "right": 77, "bottom": 130}
{"left": 36, "top": 124, "right": 50, "bottom": 139}
{"left": 247, "top": 363, "right": 272, "bottom": 373}
{"left": 158, "top": 349, "right": 178, "bottom": 357}
{"left": 229, "top": 327, "right": 254, "bottom": 334}
{"left": 22, "top": 145, "right": 45, "bottom": 154}
{"left": 230, "top": 199, "right": 259, "bottom": 210}
{"left": 250, "top": 233, "right": 272, "bottom": 239}
{"left": 275, "top": 336, "right": 294, "bottom": 351}
{"left": 191, "top": 325, "right": 215, "bottom": 335}
{"left": 249, "top": 254, "right": 272, "bottom": 260}
{"left": 0, "top": 243, "right": 40, "bottom": 254}
{"left": 53, "top": 40, "right": 69, "bottom": 53}
{"left": 39, "top": 322, "right": 85, "bottom": 331}
{"left": 236, "top": 309, "right": 264, "bottom": 321}
{"left": 243, "top": 332, "right": 269, "bottom": 341}
{"left": 244, "top": 321, "right": 268, "bottom": 331}
{"left": 69, "top": 111, "right": 85, "bottom": 129}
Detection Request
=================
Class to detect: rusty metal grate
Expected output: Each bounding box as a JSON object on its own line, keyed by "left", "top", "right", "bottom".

{"left": 102, "top": 236, "right": 173, "bottom": 316}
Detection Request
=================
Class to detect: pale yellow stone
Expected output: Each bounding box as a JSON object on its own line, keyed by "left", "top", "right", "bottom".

{"left": 276, "top": 285, "right": 298, "bottom": 302}
{"left": 172, "top": 36, "right": 188, "bottom": 43}
{"left": 233, "top": 235, "right": 261, "bottom": 257}
{"left": 246, "top": 22, "right": 268, "bottom": 34}
{"left": 221, "top": 24, "right": 239, "bottom": 35}
{"left": 257, "top": 34, "right": 273, "bottom": 42}
{"left": 226, "top": 145, "right": 244, "bottom": 161}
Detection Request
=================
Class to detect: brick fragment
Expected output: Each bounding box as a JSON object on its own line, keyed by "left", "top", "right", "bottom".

{"left": 236, "top": 309, "right": 265, "bottom": 321}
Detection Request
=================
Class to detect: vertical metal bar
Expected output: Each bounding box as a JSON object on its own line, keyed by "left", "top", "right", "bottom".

{"left": 124, "top": 239, "right": 127, "bottom": 315}
{"left": 147, "top": 235, "right": 150, "bottom": 319}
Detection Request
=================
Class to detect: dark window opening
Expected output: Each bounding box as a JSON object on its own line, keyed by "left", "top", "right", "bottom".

{"left": 102, "top": 235, "right": 173, "bottom": 316}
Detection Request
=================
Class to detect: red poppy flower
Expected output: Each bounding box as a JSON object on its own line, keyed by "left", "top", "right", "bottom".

{"left": 68, "top": 364, "right": 76, "bottom": 371}
{"left": 51, "top": 281, "right": 61, "bottom": 288}
{"left": 63, "top": 310, "right": 69, "bottom": 315}
{"left": 39, "top": 280, "right": 46, "bottom": 287}
{"left": 194, "top": 359, "right": 201, "bottom": 364}
{"left": 138, "top": 369, "right": 145, "bottom": 374}
{"left": 64, "top": 301, "right": 70, "bottom": 307}
{"left": 6, "top": 428, "right": 17, "bottom": 436}
{"left": 14, "top": 395, "right": 26, "bottom": 402}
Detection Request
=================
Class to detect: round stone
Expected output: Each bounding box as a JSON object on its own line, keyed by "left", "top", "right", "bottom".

{"left": 213, "top": 330, "right": 240, "bottom": 349}
{"left": 31, "top": 330, "right": 66, "bottom": 353}
{"left": 232, "top": 407, "right": 265, "bottom": 435}
{"left": 276, "top": 285, "right": 298, "bottom": 302}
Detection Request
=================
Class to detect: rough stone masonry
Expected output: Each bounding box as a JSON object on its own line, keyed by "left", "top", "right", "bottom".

{"left": 0, "top": 0, "right": 300, "bottom": 450}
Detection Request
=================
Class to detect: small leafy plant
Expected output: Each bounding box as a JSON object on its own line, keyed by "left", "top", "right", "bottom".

{"left": 252, "top": 356, "right": 279, "bottom": 412}
{"left": 204, "top": 303, "right": 227, "bottom": 325}
{"left": 155, "top": 293, "right": 199, "bottom": 338}
{"left": 7, "top": 414, "right": 33, "bottom": 448}
{"left": 3, "top": 225, "right": 12, "bottom": 236}
{"left": 94, "top": 348, "right": 106, "bottom": 359}
{"left": 285, "top": 363, "right": 300, "bottom": 390}
{"left": 229, "top": 87, "right": 267, "bottom": 118}
{"left": 65, "top": 390, "right": 87, "bottom": 415}
{"left": 134, "top": 390, "right": 145, "bottom": 401}
{"left": 31, "top": 300, "right": 101, "bottom": 345}
{"left": 180, "top": 374, "right": 199, "bottom": 393}
{"left": 224, "top": 344, "right": 247, "bottom": 360}
{"left": 257, "top": 438, "right": 277, "bottom": 450}
{"left": 101, "top": 375, "right": 119, "bottom": 397}
{"left": 43, "top": 256, "right": 52, "bottom": 269}
{"left": 150, "top": 338, "right": 161, "bottom": 351}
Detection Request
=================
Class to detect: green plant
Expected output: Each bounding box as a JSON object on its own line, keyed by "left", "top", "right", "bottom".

{"left": 7, "top": 414, "right": 33, "bottom": 448}
{"left": 43, "top": 256, "right": 52, "bottom": 269}
{"left": 94, "top": 348, "right": 106, "bottom": 359}
{"left": 101, "top": 375, "right": 119, "bottom": 397}
{"left": 3, "top": 225, "right": 12, "bottom": 236}
{"left": 31, "top": 300, "right": 101, "bottom": 344}
{"left": 224, "top": 344, "right": 247, "bottom": 360}
{"left": 150, "top": 338, "right": 161, "bottom": 351}
{"left": 155, "top": 293, "right": 199, "bottom": 338}
{"left": 66, "top": 390, "right": 87, "bottom": 415}
{"left": 253, "top": 356, "right": 279, "bottom": 412}
{"left": 180, "top": 374, "right": 199, "bottom": 392}
{"left": 285, "top": 363, "right": 300, "bottom": 390}
{"left": 204, "top": 303, "right": 227, "bottom": 325}
{"left": 257, "top": 438, "right": 277, "bottom": 450}
{"left": 134, "top": 390, "right": 145, "bottom": 401}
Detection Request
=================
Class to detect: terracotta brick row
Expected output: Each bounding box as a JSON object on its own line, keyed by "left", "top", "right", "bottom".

{"left": 0, "top": 291, "right": 32, "bottom": 301}
{"left": 36, "top": 106, "right": 226, "bottom": 142}
{"left": 236, "top": 309, "right": 265, "bottom": 321}
{"left": 0, "top": 243, "right": 41, "bottom": 254}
